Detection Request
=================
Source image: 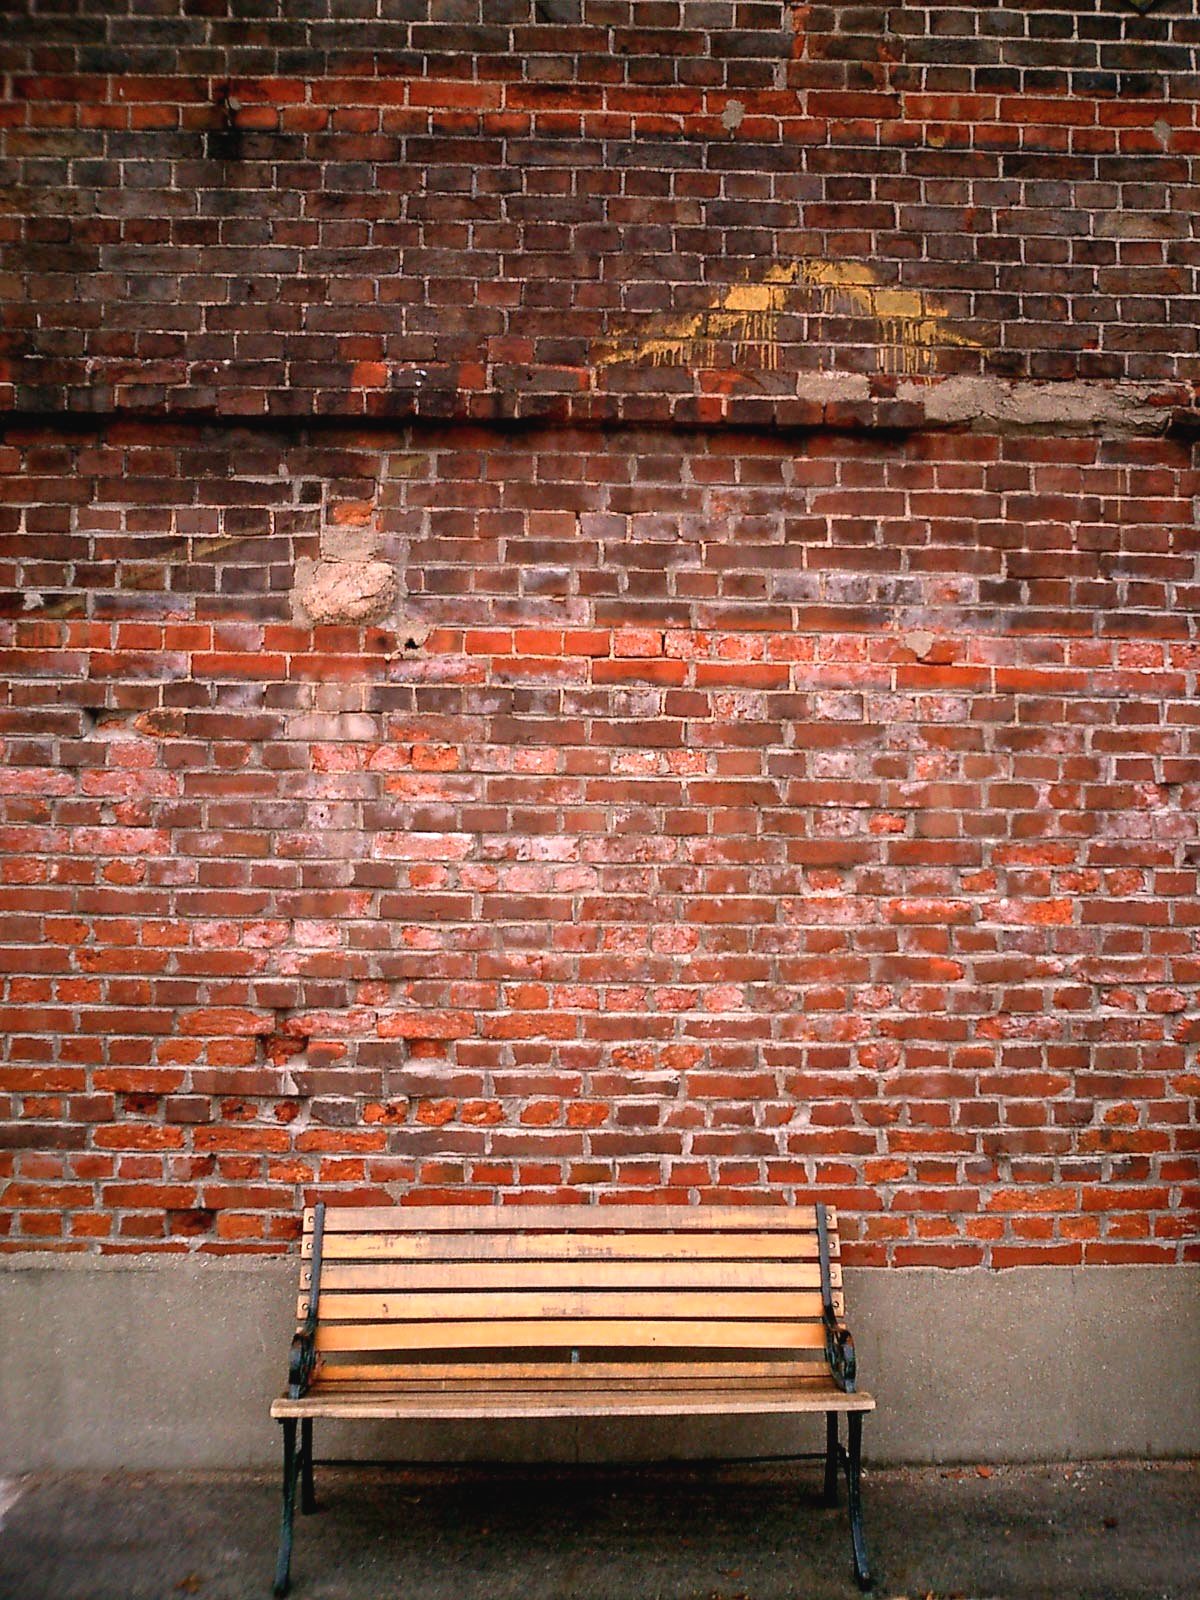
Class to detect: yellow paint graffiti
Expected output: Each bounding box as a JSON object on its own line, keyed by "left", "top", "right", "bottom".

{"left": 797, "top": 259, "right": 977, "bottom": 376}
{"left": 595, "top": 263, "right": 803, "bottom": 372}
{"left": 593, "top": 257, "right": 977, "bottom": 377}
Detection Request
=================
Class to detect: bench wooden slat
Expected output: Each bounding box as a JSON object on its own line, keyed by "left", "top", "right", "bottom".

{"left": 310, "top": 1205, "right": 824, "bottom": 1234}
{"left": 272, "top": 1386, "right": 875, "bottom": 1420}
{"left": 304, "top": 1289, "right": 835, "bottom": 1323}
{"left": 314, "top": 1319, "right": 829, "bottom": 1352}
{"left": 308, "top": 1359, "right": 830, "bottom": 1383}
{"left": 306, "top": 1232, "right": 833, "bottom": 1264}
{"left": 311, "top": 1375, "right": 831, "bottom": 1392}
{"left": 313, "top": 1260, "right": 839, "bottom": 1292}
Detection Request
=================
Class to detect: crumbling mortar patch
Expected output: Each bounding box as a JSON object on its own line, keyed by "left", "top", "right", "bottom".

{"left": 293, "top": 557, "right": 400, "bottom": 626}
{"left": 902, "top": 377, "right": 1180, "bottom": 436}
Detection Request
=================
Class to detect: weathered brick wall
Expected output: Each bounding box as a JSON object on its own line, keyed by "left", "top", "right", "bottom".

{"left": 1, "top": 3, "right": 1198, "bottom": 1265}
{"left": 2, "top": 422, "right": 1197, "bottom": 1262}
{"left": 2, "top": 1, "right": 1198, "bottom": 417}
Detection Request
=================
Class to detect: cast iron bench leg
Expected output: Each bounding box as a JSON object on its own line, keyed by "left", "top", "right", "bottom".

{"left": 823, "top": 1412, "right": 839, "bottom": 1506}
{"left": 300, "top": 1418, "right": 317, "bottom": 1515}
{"left": 273, "top": 1418, "right": 299, "bottom": 1597}
{"left": 844, "top": 1411, "right": 873, "bottom": 1589}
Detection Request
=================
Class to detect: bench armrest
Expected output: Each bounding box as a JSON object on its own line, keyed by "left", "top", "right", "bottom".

{"left": 287, "top": 1201, "right": 326, "bottom": 1399}
{"left": 815, "top": 1203, "right": 857, "bottom": 1393}
{"left": 288, "top": 1330, "right": 317, "bottom": 1400}
{"left": 823, "top": 1306, "right": 858, "bottom": 1394}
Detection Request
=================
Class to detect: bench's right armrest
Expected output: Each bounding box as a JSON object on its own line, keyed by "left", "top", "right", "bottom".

{"left": 823, "top": 1305, "right": 858, "bottom": 1394}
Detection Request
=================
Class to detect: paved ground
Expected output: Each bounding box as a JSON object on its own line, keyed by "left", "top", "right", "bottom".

{"left": 0, "top": 1459, "right": 1195, "bottom": 1600}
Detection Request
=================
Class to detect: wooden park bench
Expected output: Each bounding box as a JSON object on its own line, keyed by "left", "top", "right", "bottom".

{"left": 270, "top": 1203, "right": 875, "bottom": 1595}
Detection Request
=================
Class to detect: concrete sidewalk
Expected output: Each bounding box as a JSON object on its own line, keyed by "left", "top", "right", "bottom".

{"left": 0, "top": 1459, "right": 1195, "bottom": 1600}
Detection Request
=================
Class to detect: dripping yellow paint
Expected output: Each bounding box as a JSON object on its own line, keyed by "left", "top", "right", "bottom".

{"left": 593, "top": 258, "right": 977, "bottom": 377}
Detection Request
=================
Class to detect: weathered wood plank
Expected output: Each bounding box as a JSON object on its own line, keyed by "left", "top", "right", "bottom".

{"left": 309, "top": 1205, "right": 824, "bottom": 1234}
{"left": 313, "top": 1319, "right": 828, "bottom": 1353}
{"left": 271, "top": 1386, "right": 875, "bottom": 1420}
{"left": 312, "top": 1260, "right": 839, "bottom": 1293}
{"left": 303, "top": 1289, "right": 831, "bottom": 1323}
{"left": 311, "top": 1359, "right": 828, "bottom": 1383}
{"left": 305, "top": 1233, "right": 833, "bottom": 1263}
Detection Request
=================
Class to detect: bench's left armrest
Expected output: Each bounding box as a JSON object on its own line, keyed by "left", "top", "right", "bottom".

{"left": 287, "top": 1329, "right": 317, "bottom": 1400}
{"left": 287, "top": 1201, "right": 326, "bottom": 1399}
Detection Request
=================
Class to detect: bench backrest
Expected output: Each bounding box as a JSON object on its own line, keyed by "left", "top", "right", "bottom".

{"left": 297, "top": 1204, "right": 846, "bottom": 1387}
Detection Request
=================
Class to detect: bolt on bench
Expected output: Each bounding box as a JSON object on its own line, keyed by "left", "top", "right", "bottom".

{"left": 270, "top": 1203, "right": 875, "bottom": 1595}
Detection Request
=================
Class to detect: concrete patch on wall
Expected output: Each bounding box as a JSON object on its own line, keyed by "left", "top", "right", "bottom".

{"left": 2, "top": 1260, "right": 1196, "bottom": 1472}
{"left": 792, "top": 372, "right": 872, "bottom": 404}
{"left": 903, "top": 377, "right": 1177, "bottom": 434}
{"left": 293, "top": 558, "right": 400, "bottom": 626}
{"left": 901, "top": 629, "right": 937, "bottom": 662}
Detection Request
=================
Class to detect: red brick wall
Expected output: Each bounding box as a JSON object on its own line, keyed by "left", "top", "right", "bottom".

{"left": 1, "top": 3, "right": 1198, "bottom": 1264}
{"left": 1, "top": 2, "right": 1198, "bottom": 418}
{"left": 1, "top": 422, "right": 1197, "bottom": 1262}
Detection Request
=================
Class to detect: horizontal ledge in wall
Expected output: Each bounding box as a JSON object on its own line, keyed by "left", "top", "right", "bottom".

{"left": 0, "top": 396, "right": 932, "bottom": 438}
{"left": 0, "top": 395, "right": 1193, "bottom": 443}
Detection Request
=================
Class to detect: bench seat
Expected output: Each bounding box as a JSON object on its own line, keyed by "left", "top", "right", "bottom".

{"left": 275, "top": 1378, "right": 875, "bottom": 1420}
{"left": 270, "top": 1203, "right": 875, "bottom": 1594}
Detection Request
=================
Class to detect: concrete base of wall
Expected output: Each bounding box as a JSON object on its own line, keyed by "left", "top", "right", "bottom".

{"left": 2, "top": 1259, "right": 1197, "bottom": 1470}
